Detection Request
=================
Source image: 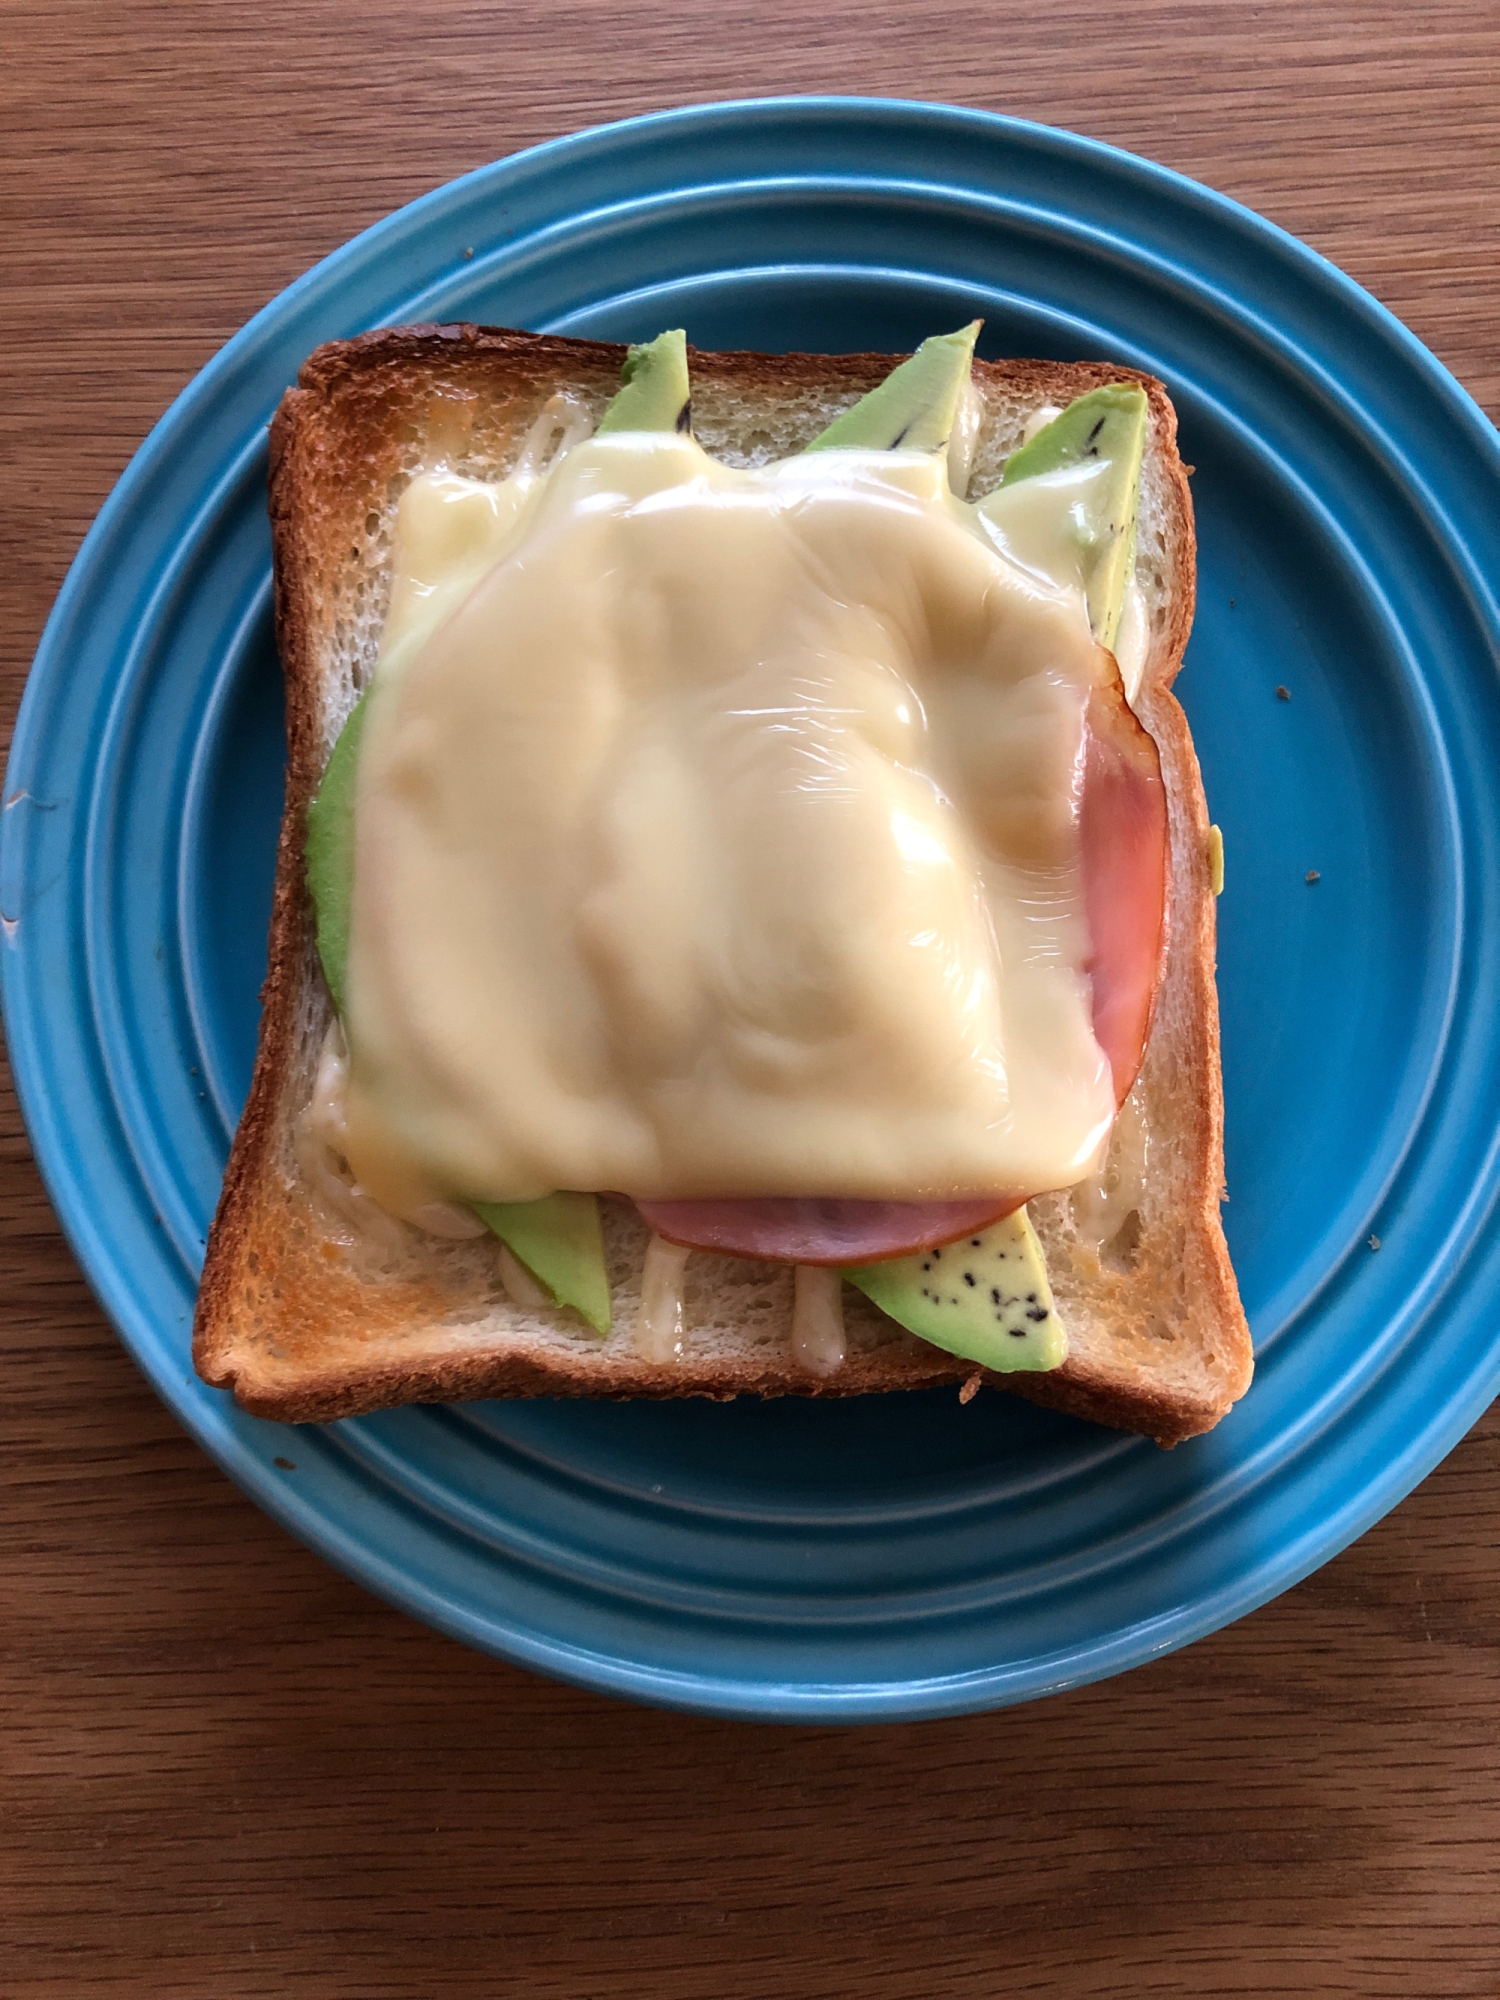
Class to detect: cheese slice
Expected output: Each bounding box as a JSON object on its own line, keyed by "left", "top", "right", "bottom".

{"left": 340, "top": 433, "right": 1116, "bottom": 1214}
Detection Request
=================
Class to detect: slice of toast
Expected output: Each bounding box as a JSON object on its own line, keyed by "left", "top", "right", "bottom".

{"left": 193, "top": 325, "right": 1251, "bottom": 1445}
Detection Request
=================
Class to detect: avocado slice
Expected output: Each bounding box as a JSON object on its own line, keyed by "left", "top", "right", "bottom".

{"left": 850, "top": 388, "right": 1148, "bottom": 1366}
{"left": 845, "top": 1208, "right": 1064, "bottom": 1373}
{"left": 803, "top": 322, "right": 981, "bottom": 455}
{"left": 305, "top": 692, "right": 369, "bottom": 1017}
{"left": 471, "top": 1192, "right": 612, "bottom": 1333}
{"left": 302, "top": 329, "right": 708, "bottom": 1329}
{"left": 994, "top": 384, "right": 1148, "bottom": 649}
{"left": 305, "top": 715, "right": 614, "bottom": 1332}
{"left": 594, "top": 328, "right": 692, "bottom": 436}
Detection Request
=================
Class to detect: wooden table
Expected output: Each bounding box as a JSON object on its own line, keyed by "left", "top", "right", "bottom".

{"left": 4, "top": 6, "right": 1498, "bottom": 1994}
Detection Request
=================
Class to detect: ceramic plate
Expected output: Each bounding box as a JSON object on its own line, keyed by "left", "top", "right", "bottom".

{"left": 6, "top": 99, "right": 1500, "bottom": 1719}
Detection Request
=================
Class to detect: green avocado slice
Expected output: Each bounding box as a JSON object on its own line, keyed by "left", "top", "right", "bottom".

{"left": 305, "top": 707, "right": 614, "bottom": 1333}
{"left": 304, "top": 691, "right": 369, "bottom": 1018}
{"left": 817, "top": 345, "right": 1069, "bottom": 1374}
{"left": 470, "top": 1193, "right": 612, "bottom": 1333}
{"left": 594, "top": 328, "right": 692, "bottom": 435}
{"left": 803, "top": 322, "right": 980, "bottom": 455}
{"left": 302, "top": 329, "right": 709, "bottom": 1333}
{"left": 851, "top": 388, "right": 1149, "bottom": 1370}
{"left": 845, "top": 1208, "right": 1064, "bottom": 1373}
{"left": 994, "top": 383, "right": 1149, "bottom": 649}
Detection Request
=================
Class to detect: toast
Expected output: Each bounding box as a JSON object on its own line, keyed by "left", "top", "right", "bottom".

{"left": 193, "top": 325, "right": 1252, "bottom": 1445}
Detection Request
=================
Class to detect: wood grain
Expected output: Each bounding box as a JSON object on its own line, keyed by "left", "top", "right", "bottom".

{"left": 3, "top": 5, "right": 1498, "bottom": 1994}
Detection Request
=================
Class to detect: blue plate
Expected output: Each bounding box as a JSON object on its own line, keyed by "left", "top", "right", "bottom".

{"left": 5, "top": 99, "right": 1500, "bottom": 1721}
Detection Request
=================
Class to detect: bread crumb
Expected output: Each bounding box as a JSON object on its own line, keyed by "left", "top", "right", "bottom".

{"left": 1276, "top": 685, "right": 1291, "bottom": 700}
{"left": 1305, "top": 869, "right": 1321, "bottom": 884}
{"left": 1368, "top": 1234, "right": 1382, "bottom": 1251}
{"left": 959, "top": 1371, "right": 983, "bottom": 1405}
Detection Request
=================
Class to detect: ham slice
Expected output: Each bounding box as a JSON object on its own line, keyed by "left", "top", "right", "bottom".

{"left": 636, "top": 670, "right": 1168, "bottom": 1266}
{"left": 1083, "top": 676, "right": 1169, "bottom": 1105}
{"left": 633, "top": 1195, "right": 1025, "bottom": 1267}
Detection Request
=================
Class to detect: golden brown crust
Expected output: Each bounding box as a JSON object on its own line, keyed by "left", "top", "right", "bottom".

{"left": 194, "top": 325, "right": 1250, "bottom": 1445}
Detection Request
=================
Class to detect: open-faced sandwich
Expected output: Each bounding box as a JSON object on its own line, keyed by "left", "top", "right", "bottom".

{"left": 194, "top": 322, "right": 1250, "bottom": 1444}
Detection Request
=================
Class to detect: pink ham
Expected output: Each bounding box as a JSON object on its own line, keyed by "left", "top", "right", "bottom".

{"left": 635, "top": 674, "right": 1169, "bottom": 1266}
{"left": 634, "top": 1195, "right": 1026, "bottom": 1267}
{"left": 1082, "top": 677, "right": 1169, "bottom": 1106}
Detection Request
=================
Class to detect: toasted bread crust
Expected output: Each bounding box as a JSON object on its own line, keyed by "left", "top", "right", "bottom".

{"left": 194, "top": 325, "right": 1250, "bottom": 1446}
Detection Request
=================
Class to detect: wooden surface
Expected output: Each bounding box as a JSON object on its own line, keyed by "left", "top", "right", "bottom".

{"left": 4, "top": 5, "right": 1499, "bottom": 1994}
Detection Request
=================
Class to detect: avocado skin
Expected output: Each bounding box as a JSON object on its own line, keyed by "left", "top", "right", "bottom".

{"left": 845, "top": 1209, "right": 1064, "bottom": 1373}
{"left": 803, "top": 323, "right": 981, "bottom": 454}
{"left": 594, "top": 328, "right": 692, "bottom": 436}
{"left": 998, "top": 383, "right": 1148, "bottom": 649}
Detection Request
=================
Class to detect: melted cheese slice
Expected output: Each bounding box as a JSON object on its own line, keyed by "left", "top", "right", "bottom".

{"left": 340, "top": 434, "right": 1117, "bottom": 1212}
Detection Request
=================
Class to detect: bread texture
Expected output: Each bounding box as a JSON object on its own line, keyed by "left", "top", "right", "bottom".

{"left": 193, "top": 324, "right": 1251, "bottom": 1445}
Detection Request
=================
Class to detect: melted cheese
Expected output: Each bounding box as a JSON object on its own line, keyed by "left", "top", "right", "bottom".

{"left": 498, "top": 1244, "right": 552, "bottom": 1310}
{"left": 1071, "top": 1089, "right": 1150, "bottom": 1253}
{"left": 792, "top": 1266, "right": 848, "bottom": 1377}
{"left": 977, "top": 458, "right": 1151, "bottom": 700}
{"left": 636, "top": 1236, "right": 692, "bottom": 1363}
{"left": 340, "top": 434, "right": 1117, "bottom": 1214}
{"left": 1112, "top": 576, "right": 1151, "bottom": 707}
